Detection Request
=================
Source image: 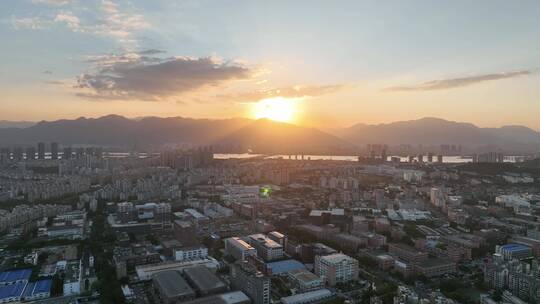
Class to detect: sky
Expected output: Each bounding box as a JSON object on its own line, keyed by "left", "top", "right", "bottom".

{"left": 1, "top": 0, "right": 539, "bottom": 129}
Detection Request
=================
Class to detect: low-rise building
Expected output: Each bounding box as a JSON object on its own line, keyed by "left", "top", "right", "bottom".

{"left": 225, "top": 237, "right": 257, "bottom": 261}
{"left": 497, "top": 244, "right": 533, "bottom": 261}
{"left": 175, "top": 246, "right": 209, "bottom": 261}
{"left": 152, "top": 270, "right": 195, "bottom": 304}
{"left": 183, "top": 266, "right": 227, "bottom": 296}
{"left": 248, "top": 234, "right": 284, "bottom": 261}
{"left": 281, "top": 289, "right": 333, "bottom": 304}
{"left": 21, "top": 279, "right": 52, "bottom": 301}
{"left": 288, "top": 269, "right": 324, "bottom": 292}
{"left": 388, "top": 243, "right": 428, "bottom": 264}
{"left": 314, "top": 253, "right": 359, "bottom": 286}
{"left": 182, "top": 291, "right": 251, "bottom": 304}
{"left": 415, "top": 258, "right": 456, "bottom": 278}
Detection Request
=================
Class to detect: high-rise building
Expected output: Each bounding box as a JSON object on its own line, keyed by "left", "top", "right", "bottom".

{"left": 51, "top": 142, "right": 59, "bottom": 160}
{"left": 25, "top": 147, "right": 36, "bottom": 160}
{"left": 13, "top": 147, "right": 23, "bottom": 161}
{"left": 37, "top": 142, "right": 45, "bottom": 160}
{"left": 230, "top": 261, "right": 270, "bottom": 304}
{"left": 430, "top": 188, "right": 446, "bottom": 208}
{"left": 484, "top": 257, "right": 540, "bottom": 302}
{"left": 95, "top": 147, "right": 103, "bottom": 159}
{"left": 0, "top": 148, "right": 9, "bottom": 164}
{"left": 63, "top": 147, "right": 72, "bottom": 160}
{"left": 314, "top": 253, "right": 359, "bottom": 286}
{"left": 85, "top": 147, "right": 95, "bottom": 157}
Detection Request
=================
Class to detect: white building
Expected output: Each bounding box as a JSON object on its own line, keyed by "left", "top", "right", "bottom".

{"left": 248, "top": 234, "right": 284, "bottom": 261}
{"left": 225, "top": 237, "right": 257, "bottom": 261}
{"left": 63, "top": 260, "right": 81, "bottom": 296}
{"left": 314, "top": 253, "right": 359, "bottom": 286}
{"left": 135, "top": 258, "right": 220, "bottom": 281}
{"left": 430, "top": 188, "right": 446, "bottom": 208}
{"left": 174, "top": 246, "right": 208, "bottom": 261}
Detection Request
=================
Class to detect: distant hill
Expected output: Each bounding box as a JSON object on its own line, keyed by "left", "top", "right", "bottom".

{"left": 217, "top": 119, "right": 355, "bottom": 154}
{"left": 1, "top": 115, "right": 539, "bottom": 153}
{"left": 334, "top": 117, "right": 540, "bottom": 147}
{"left": 0, "top": 115, "right": 354, "bottom": 153}
{"left": 0, "top": 120, "right": 35, "bottom": 129}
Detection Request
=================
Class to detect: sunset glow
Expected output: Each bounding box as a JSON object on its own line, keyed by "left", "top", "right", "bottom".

{"left": 252, "top": 97, "right": 299, "bottom": 123}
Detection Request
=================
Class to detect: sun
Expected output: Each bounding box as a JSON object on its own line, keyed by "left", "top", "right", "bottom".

{"left": 252, "top": 97, "right": 298, "bottom": 123}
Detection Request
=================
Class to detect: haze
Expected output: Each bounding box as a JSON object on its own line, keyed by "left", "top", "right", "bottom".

{"left": 1, "top": 0, "right": 540, "bottom": 130}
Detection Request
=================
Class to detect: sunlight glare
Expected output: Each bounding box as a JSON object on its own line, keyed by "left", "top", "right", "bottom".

{"left": 252, "top": 97, "right": 299, "bottom": 123}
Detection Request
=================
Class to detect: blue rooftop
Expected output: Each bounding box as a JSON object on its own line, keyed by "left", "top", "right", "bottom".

{"left": 266, "top": 259, "right": 306, "bottom": 275}
{"left": 0, "top": 269, "right": 32, "bottom": 284}
{"left": 23, "top": 279, "right": 52, "bottom": 298}
{"left": 0, "top": 282, "right": 26, "bottom": 300}
{"left": 501, "top": 243, "right": 531, "bottom": 252}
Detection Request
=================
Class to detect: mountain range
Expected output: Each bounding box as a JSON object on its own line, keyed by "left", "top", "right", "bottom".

{"left": 0, "top": 120, "right": 35, "bottom": 129}
{"left": 334, "top": 117, "right": 540, "bottom": 146}
{"left": 0, "top": 115, "right": 539, "bottom": 153}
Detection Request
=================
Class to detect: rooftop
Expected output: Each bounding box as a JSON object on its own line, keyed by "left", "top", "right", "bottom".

{"left": 183, "top": 266, "right": 226, "bottom": 292}
{"left": 309, "top": 209, "right": 344, "bottom": 217}
{"left": 183, "top": 291, "right": 250, "bottom": 304}
{"left": 501, "top": 243, "right": 531, "bottom": 252}
{"left": 64, "top": 260, "right": 81, "bottom": 283}
{"left": 185, "top": 208, "right": 209, "bottom": 220}
{"left": 418, "top": 258, "right": 455, "bottom": 268}
{"left": 269, "top": 231, "right": 285, "bottom": 239}
{"left": 153, "top": 270, "right": 194, "bottom": 298}
{"left": 0, "top": 282, "right": 26, "bottom": 300}
{"left": 266, "top": 259, "right": 306, "bottom": 275}
{"left": 288, "top": 269, "right": 320, "bottom": 283}
{"left": 0, "top": 269, "right": 32, "bottom": 284}
{"left": 281, "top": 289, "right": 333, "bottom": 304}
{"left": 249, "top": 234, "right": 282, "bottom": 249}
{"left": 227, "top": 237, "right": 255, "bottom": 250}
{"left": 320, "top": 253, "right": 356, "bottom": 264}
{"left": 22, "top": 279, "right": 52, "bottom": 298}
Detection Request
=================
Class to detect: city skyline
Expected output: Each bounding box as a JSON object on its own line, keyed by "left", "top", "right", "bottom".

{"left": 1, "top": 0, "right": 540, "bottom": 129}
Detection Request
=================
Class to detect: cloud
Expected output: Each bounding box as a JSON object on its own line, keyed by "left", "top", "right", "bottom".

{"left": 44, "top": 80, "right": 65, "bottom": 85}
{"left": 384, "top": 70, "right": 531, "bottom": 92}
{"left": 93, "top": 0, "right": 150, "bottom": 43}
{"left": 215, "top": 84, "right": 345, "bottom": 103}
{"left": 75, "top": 52, "right": 255, "bottom": 101}
{"left": 32, "top": 0, "right": 72, "bottom": 5}
{"left": 43, "top": 70, "right": 53, "bottom": 74}
{"left": 10, "top": 17, "right": 48, "bottom": 30}
{"left": 14, "top": 0, "right": 149, "bottom": 46}
{"left": 54, "top": 12, "right": 80, "bottom": 31}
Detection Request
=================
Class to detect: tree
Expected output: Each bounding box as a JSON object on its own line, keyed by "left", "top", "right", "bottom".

{"left": 51, "top": 274, "right": 64, "bottom": 296}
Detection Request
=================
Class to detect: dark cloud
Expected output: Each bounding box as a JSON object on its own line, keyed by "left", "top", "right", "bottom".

{"left": 75, "top": 54, "right": 254, "bottom": 101}
{"left": 384, "top": 70, "right": 531, "bottom": 92}
{"left": 44, "top": 80, "right": 64, "bottom": 85}
{"left": 136, "top": 49, "right": 165, "bottom": 55}
{"left": 215, "top": 84, "right": 344, "bottom": 103}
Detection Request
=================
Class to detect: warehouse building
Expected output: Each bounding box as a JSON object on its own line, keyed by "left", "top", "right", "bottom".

{"left": 152, "top": 270, "right": 195, "bottom": 304}
{"left": 183, "top": 266, "right": 227, "bottom": 296}
{"left": 183, "top": 291, "right": 251, "bottom": 304}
